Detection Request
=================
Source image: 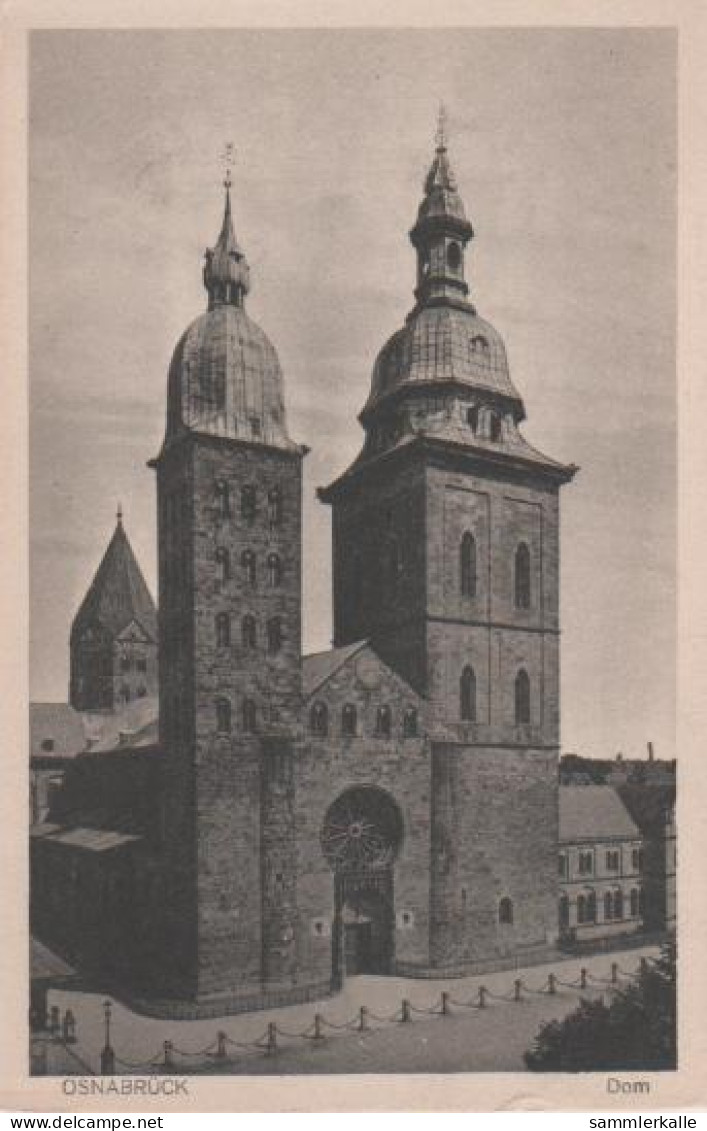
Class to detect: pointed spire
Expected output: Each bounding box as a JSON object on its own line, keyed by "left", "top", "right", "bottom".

{"left": 203, "top": 154, "right": 251, "bottom": 309}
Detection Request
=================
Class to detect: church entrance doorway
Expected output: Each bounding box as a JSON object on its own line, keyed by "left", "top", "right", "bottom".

{"left": 320, "top": 786, "right": 403, "bottom": 983}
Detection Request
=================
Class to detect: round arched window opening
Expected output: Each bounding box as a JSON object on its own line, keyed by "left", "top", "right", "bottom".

{"left": 321, "top": 786, "right": 403, "bottom": 873}
{"left": 447, "top": 242, "right": 461, "bottom": 270}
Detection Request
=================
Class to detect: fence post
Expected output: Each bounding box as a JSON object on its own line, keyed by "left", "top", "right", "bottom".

{"left": 100, "top": 1000, "right": 114, "bottom": 1076}
{"left": 359, "top": 1006, "right": 368, "bottom": 1032}
{"left": 548, "top": 973, "right": 557, "bottom": 996}
{"left": 441, "top": 991, "right": 450, "bottom": 1016}
{"left": 49, "top": 1005, "right": 60, "bottom": 1036}
{"left": 611, "top": 962, "right": 619, "bottom": 985}
{"left": 401, "top": 999, "right": 412, "bottom": 1023}
{"left": 163, "top": 1040, "right": 173, "bottom": 1069}
{"left": 266, "top": 1022, "right": 277, "bottom": 1055}
{"left": 313, "top": 1013, "right": 324, "bottom": 1041}
{"left": 580, "top": 967, "right": 588, "bottom": 989}
{"left": 478, "top": 986, "right": 487, "bottom": 1009}
{"left": 216, "top": 1031, "right": 227, "bottom": 1059}
{"left": 514, "top": 979, "right": 522, "bottom": 1002}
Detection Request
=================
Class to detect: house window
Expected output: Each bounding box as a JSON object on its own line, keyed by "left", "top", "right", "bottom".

{"left": 216, "top": 547, "right": 230, "bottom": 582}
{"left": 630, "top": 888, "right": 639, "bottom": 917}
{"left": 460, "top": 665, "right": 477, "bottom": 722}
{"left": 241, "top": 485, "right": 256, "bottom": 524}
{"left": 577, "top": 894, "right": 587, "bottom": 924}
{"left": 613, "top": 889, "right": 624, "bottom": 920}
{"left": 267, "top": 553, "right": 282, "bottom": 588}
{"left": 241, "top": 550, "right": 256, "bottom": 587}
{"left": 498, "top": 897, "right": 513, "bottom": 925}
{"left": 578, "top": 851, "right": 594, "bottom": 876}
{"left": 466, "top": 404, "right": 480, "bottom": 433}
{"left": 469, "top": 335, "right": 489, "bottom": 359}
{"left": 40, "top": 738, "right": 54, "bottom": 753}
{"left": 489, "top": 413, "right": 502, "bottom": 442}
{"left": 241, "top": 615, "right": 257, "bottom": 651}
{"left": 266, "top": 617, "right": 283, "bottom": 655}
{"left": 250, "top": 416, "right": 262, "bottom": 438}
{"left": 342, "top": 704, "right": 357, "bottom": 737}
{"left": 559, "top": 894, "right": 569, "bottom": 928}
{"left": 242, "top": 698, "right": 257, "bottom": 734}
{"left": 403, "top": 707, "right": 418, "bottom": 738}
{"left": 514, "top": 543, "right": 531, "bottom": 609}
{"left": 604, "top": 891, "right": 614, "bottom": 920}
{"left": 632, "top": 847, "right": 644, "bottom": 872}
{"left": 136, "top": 656, "right": 147, "bottom": 673}
{"left": 638, "top": 887, "right": 645, "bottom": 916}
{"left": 216, "top": 613, "right": 231, "bottom": 648}
{"left": 216, "top": 698, "right": 232, "bottom": 734}
{"left": 446, "top": 241, "right": 461, "bottom": 270}
{"left": 587, "top": 890, "right": 597, "bottom": 923}
{"left": 268, "top": 487, "right": 283, "bottom": 527}
{"left": 121, "top": 656, "right": 132, "bottom": 672}
{"left": 310, "top": 702, "right": 328, "bottom": 738}
{"left": 606, "top": 849, "right": 620, "bottom": 872}
{"left": 137, "top": 685, "right": 147, "bottom": 698}
{"left": 514, "top": 668, "right": 531, "bottom": 725}
{"left": 376, "top": 705, "right": 392, "bottom": 738}
{"left": 460, "top": 532, "right": 477, "bottom": 598}
{"left": 215, "top": 480, "right": 230, "bottom": 518}
{"left": 558, "top": 854, "right": 567, "bottom": 879}
{"left": 121, "top": 686, "right": 131, "bottom": 703}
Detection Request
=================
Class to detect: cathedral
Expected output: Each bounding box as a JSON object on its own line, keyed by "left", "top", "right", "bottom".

{"left": 31, "top": 123, "right": 577, "bottom": 1015}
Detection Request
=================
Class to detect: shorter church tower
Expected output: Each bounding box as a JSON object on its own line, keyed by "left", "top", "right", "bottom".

{"left": 149, "top": 176, "right": 306, "bottom": 999}
{"left": 69, "top": 509, "right": 158, "bottom": 712}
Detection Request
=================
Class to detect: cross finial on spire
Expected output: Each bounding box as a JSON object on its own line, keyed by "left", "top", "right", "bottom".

{"left": 435, "top": 104, "right": 448, "bottom": 151}
{"left": 221, "top": 142, "right": 235, "bottom": 191}
{"left": 116, "top": 502, "right": 123, "bottom": 525}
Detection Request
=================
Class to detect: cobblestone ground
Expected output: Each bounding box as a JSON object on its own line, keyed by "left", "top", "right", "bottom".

{"left": 45, "top": 944, "right": 658, "bottom": 1076}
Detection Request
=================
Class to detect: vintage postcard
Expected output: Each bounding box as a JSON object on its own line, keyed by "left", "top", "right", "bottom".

{"left": 1, "top": 0, "right": 705, "bottom": 1115}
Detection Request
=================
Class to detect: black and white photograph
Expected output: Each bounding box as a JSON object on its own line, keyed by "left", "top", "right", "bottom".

{"left": 9, "top": 15, "right": 690, "bottom": 1106}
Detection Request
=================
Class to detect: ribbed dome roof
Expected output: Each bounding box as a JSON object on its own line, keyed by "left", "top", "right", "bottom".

{"left": 166, "top": 305, "right": 296, "bottom": 450}
{"left": 362, "top": 304, "right": 524, "bottom": 420}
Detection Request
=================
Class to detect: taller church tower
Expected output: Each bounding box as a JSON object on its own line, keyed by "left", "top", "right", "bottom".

{"left": 320, "top": 117, "right": 577, "bottom": 966}
{"left": 149, "top": 178, "right": 306, "bottom": 998}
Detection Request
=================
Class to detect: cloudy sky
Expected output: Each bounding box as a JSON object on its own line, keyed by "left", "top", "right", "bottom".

{"left": 29, "top": 28, "right": 676, "bottom": 760}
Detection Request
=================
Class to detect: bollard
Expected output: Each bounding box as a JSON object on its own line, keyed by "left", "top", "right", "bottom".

{"left": 580, "top": 967, "right": 588, "bottom": 989}
{"left": 359, "top": 1006, "right": 368, "bottom": 1032}
{"left": 313, "top": 1013, "right": 324, "bottom": 1041}
{"left": 62, "top": 1009, "right": 76, "bottom": 1044}
{"left": 611, "top": 962, "right": 619, "bottom": 985}
{"left": 100, "top": 1044, "right": 115, "bottom": 1076}
{"left": 401, "top": 999, "right": 412, "bottom": 1023}
{"left": 514, "top": 979, "right": 522, "bottom": 1002}
{"left": 441, "top": 991, "right": 450, "bottom": 1016}
{"left": 216, "top": 1031, "right": 227, "bottom": 1059}
{"left": 266, "top": 1022, "right": 277, "bottom": 1055}
{"left": 49, "top": 1005, "right": 60, "bottom": 1036}
{"left": 548, "top": 973, "right": 557, "bottom": 995}
{"left": 478, "top": 986, "right": 487, "bottom": 1009}
{"left": 163, "top": 1040, "right": 174, "bottom": 1069}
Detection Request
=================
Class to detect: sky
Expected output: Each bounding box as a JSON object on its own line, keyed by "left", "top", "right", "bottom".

{"left": 29, "top": 28, "right": 676, "bottom": 760}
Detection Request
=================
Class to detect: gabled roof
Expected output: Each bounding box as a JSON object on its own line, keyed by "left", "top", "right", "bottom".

{"left": 30, "top": 697, "right": 159, "bottom": 760}
{"left": 616, "top": 782, "right": 676, "bottom": 835}
{"left": 559, "top": 785, "right": 640, "bottom": 844}
{"left": 302, "top": 640, "right": 369, "bottom": 698}
{"left": 71, "top": 516, "right": 157, "bottom": 644}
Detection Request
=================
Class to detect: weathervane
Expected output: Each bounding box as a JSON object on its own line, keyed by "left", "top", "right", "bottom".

{"left": 435, "top": 104, "right": 448, "bottom": 150}
{"left": 221, "top": 142, "right": 236, "bottom": 190}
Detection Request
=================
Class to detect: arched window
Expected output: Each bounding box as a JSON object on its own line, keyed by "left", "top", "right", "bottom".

{"left": 498, "top": 897, "right": 514, "bottom": 925}
{"left": 514, "top": 543, "right": 531, "bottom": 610}
{"left": 470, "top": 334, "right": 489, "bottom": 358}
{"left": 630, "top": 888, "right": 639, "bottom": 917}
{"left": 460, "top": 532, "right": 477, "bottom": 598}
{"left": 267, "top": 487, "right": 283, "bottom": 527}
{"left": 216, "top": 698, "right": 231, "bottom": 734}
{"left": 376, "top": 705, "right": 392, "bottom": 738}
{"left": 613, "top": 889, "right": 624, "bottom": 920}
{"left": 403, "top": 707, "right": 418, "bottom": 738}
{"left": 577, "top": 894, "right": 587, "bottom": 925}
{"left": 559, "top": 894, "right": 570, "bottom": 928}
{"left": 241, "top": 615, "right": 257, "bottom": 651}
{"left": 241, "top": 550, "right": 256, "bottom": 587}
{"left": 310, "top": 702, "right": 328, "bottom": 737}
{"left": 489, "top": 413, "right": 502, "bottom": 442}
{"left": 466, "top": 404, "right": 480, "bottom": 433}
{"left": 267, "top": 553, "right": 282, "bottom": 588}
{"left": 515, "top": 668, "right": 531, "bottom": 725}
{"left": 604, "top": 891, "right": 613, "bottom": 921}
{"left": 242, "top": 698, "right": 257, "bottom": 734}
{"left": 460, "top": 665, "right": 477, "bottom": 722}
{"left": 216, "top": 613, "right": 230, "bottom": 648}
{"left": 215, "top": 480, "right": 230, "bottom": 518}
{"left": 266, "top": 617, "right": 282, "bottom": 655}
{"left": 587, "top": 890, "right": 597, "bottom": 923}
{"left": 240, "top": 485, "right": 256, "bottom": 524}
{"left": 638, "top": 887, "right": 645, "bottom": 916}
{"left": 446, "top": 241, "right": 461, "bottom": 270}
{"left": 216, "top": 547, "right": 230, "bottom": 582}
{"left": 342, "top": 704, "right": 357, "bottom": 737}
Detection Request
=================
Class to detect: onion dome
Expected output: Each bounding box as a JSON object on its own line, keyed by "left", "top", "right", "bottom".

{"left": 163, "top": 180, "right": 297, "bottom": 452}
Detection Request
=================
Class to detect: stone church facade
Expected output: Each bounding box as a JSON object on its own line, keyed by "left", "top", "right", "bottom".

{"left": 31, "top": 127, "right": 577, "bottom": 1012}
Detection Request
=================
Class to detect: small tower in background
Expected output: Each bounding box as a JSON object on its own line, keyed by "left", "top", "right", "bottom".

{"left": 69, "top": 508, "right": 158, "bottom": 712}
